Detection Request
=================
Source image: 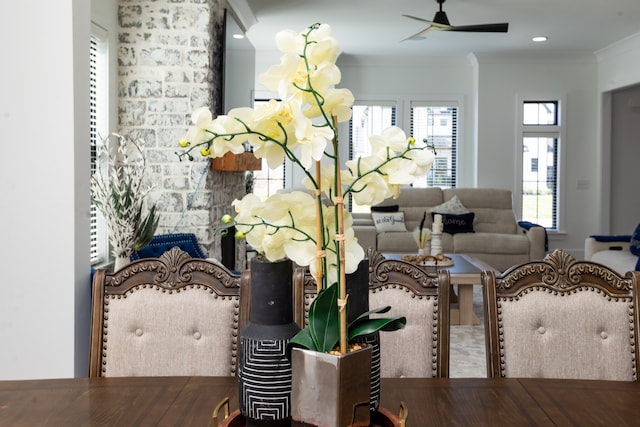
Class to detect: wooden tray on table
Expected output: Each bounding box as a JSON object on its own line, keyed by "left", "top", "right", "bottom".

{"left": 212, "top": 398, "right": 407, "bottom": 427}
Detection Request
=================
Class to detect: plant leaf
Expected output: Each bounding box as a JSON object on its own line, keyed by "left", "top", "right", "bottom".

{"left": 307, "top": 283, "right": 340, "bottom": 353}
{"left": 348, "top": 316, "right": 406, "bottom": 341}
{"left": 134, "top": 204, "right": 159, "bottom": 250}
{"left": 351, "top": 305, "right": 392, "bottom": 325}
{"left": 288, "top": 283, "right": 341, "bottom": 353}
{"left": 287, "top": 327, "right": 316, "bottom": 359}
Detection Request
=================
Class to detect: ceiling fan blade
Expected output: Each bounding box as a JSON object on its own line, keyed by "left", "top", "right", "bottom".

{"left": 446, "top": 23, "right": 509, "bottom": 33}
{"left": 401, "top": 25, "right": 441, "bottom": 42}
{"left": 402, "top": 1, "right": 509, "bottom": 36}
{"left": 402, "top": 14, "right": 450, "bottom": 29}
{"left": 402, "top": 14, "right": 432, "bottom": 24}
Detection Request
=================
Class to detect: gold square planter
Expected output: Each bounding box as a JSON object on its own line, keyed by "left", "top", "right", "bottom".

{"left": 291, "top": 346, "right": 372, "bottom": 427}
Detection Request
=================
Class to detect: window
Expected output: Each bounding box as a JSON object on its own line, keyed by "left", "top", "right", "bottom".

{"left": 410, "top": 103, "right": 458, "bottom": 189}
{"left": 347, "top": 101, "right": 458, "bottom": 211}
{"left": 519, "top": 100, "right": 562, "bottom": 230}
{"left": 348, "top": 102, "right": 397, "bottom": 212}
{"left": 250, "top": 100, "right": 285, "bottom": 199}
{"left": 530, "top": 158, "right": 538, "bottom": 172}
{"left": 90, "top": 24, "right": 109, "bottom": 265}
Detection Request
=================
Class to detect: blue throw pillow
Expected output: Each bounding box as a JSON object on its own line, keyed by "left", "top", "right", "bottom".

{"left": 630, "top": 224, "right": 640, "bottom": 256}
{"left": 432, "top": 212, "right": 475, "bottom": 234}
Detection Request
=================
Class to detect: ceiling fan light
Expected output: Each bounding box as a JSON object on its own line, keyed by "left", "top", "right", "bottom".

{"left": 532, "top": 36, "right": 548, "bottom": 42}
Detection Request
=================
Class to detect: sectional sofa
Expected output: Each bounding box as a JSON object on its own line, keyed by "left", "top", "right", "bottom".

{"left": 352, "top": 187, "right": 547, "bottom": 272}
{"left": 584, "top": 226, "right": 640, "bottom": 274}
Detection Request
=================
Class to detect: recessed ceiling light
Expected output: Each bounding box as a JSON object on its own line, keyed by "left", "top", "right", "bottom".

{"left": 233, "top": 33, "right": 245, "bottom": 40}
{"left": 532, "top": 36, "right": 548, "bottom": 42}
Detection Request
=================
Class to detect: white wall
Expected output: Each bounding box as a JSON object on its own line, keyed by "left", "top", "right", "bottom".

{"left": 475, "top": 53, "right": 599, "bottom": 255}
{"left": 597, "top": 33, "right": 640, "bottom": 93}
{"left": 596, "top": 34, "right": 640, "bottom": 235}
{"left": 609, "top": 84, "right": 640, "bottom": 234}
{"left": 0, "top": 0, "right": 91, "bottom": 379}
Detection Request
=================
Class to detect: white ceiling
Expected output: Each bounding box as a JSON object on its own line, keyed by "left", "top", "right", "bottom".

{"left": 236, "top": 0, "right": 640, "bottom": 57}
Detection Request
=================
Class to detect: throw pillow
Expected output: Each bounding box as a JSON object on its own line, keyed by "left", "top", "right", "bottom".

{"left": 370, "top": 204, "right": 399, "bottom": 213}
{"left": 429, "top": 195, "right": 469, "bottom": 214}
{"left": 431, "top": 212, "right": 475, "bottom": 234}
{"left": 372, "top": 211, "right": 408, "bottom": 232}
{"left": 630, "top": 224, "right": 640, "bottom": 256}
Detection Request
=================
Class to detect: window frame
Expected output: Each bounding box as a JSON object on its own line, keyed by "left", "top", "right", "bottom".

{"left": 347, "top": 100, "right": 398, "bottom": 212}
{"left": 409, "top": 100, "right": 459, "bottom": 189}
{"left": 90, "top": 23, "right": 110, "bottom": 266}
{"left": 249, "top": 99, "right": 286, "bottom": 200}
{"left": 515, "top": 95, "right": 566, "bottom": 232}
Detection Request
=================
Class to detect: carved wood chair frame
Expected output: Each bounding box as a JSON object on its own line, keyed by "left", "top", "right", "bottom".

{"left": 89, "top": 247, "right": 246, "bottom": 377}
{"left": 482, "top": 248, "right": 640, "bottom": 380}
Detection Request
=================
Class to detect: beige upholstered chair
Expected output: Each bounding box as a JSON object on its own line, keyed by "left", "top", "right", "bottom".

{"left": 89, "top": 247, "right": 244, "bottom": 377}
{"left": 368, "top": 250, "right": 450, "bottom": 378}
{"left": 482, "top": 248, "right": 640, "bottom": 381}
{"left": 294, "top": 249, "right": 450, "bottom": 378}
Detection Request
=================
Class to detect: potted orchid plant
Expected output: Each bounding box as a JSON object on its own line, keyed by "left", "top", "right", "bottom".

{"left": 178, "top": 23, "right": 435, "bottom": 426}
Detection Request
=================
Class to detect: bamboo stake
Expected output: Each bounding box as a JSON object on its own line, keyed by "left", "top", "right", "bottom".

{"left": 332, "top": 116, "right": 348, "bottom": 355}
{"left": 314, "top": 160, "right": 323, "bottom": 292}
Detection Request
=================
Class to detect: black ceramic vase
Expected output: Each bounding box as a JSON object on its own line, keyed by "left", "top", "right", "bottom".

{"left": 238, "top": 256, "right": 300, "bottom": 427}
{"left": 347, "top": 258, "right": 381, "bottom": 412}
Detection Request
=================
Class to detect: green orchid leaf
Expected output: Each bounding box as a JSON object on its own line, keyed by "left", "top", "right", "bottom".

{"left": 287, "top": 327, "right": 316, "bottom": 359}
{"left": 348, "top": 316, "right": 407, "bottom": 341}
{"left": 307, "top": 283, "right": 340, "bottom": 353}
{"left": 350, "top": 305, "right": 392, "bottom": 325}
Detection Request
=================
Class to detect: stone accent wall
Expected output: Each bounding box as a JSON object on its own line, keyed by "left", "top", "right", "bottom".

{"left": 117, "top": 0, "right": 246, "bottom": 268}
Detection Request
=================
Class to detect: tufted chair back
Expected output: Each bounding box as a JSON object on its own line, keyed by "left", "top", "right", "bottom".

{"left": 368, "top": 250, "right": 450, "bottom": 378}
{"left": 89, "top": 247, "right": 244, "bottom": 377}
{"left": 482, "top": 248, "right": 640, "bottom": 381}
{"left": 294, "top": 250, "right": 450, "bottom": 378}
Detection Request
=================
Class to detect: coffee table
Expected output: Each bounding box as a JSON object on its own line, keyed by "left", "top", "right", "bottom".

{"left": 383, "top": 253, "right": 496, "bottom": 325}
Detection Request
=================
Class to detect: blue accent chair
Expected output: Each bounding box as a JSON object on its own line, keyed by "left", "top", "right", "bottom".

{"left": 130, "top": 233, "right": 207, "bottom": 260}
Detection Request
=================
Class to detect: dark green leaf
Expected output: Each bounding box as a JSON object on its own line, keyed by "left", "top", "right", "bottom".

{"left": 307, "top": 283, "right": 340, "bottom": 352}
{"left": 348, "top": 316, "right": 406, "bottom": 341}
{"left": 287, "top": 327, "right": 316, "bottom": 359}
{"left": 134, "top": 204, "right": 159, "bottom": 250}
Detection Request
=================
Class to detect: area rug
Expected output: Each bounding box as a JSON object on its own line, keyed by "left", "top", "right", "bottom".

{"left": 449, "top": 285, "right": 487, "bottom": 378}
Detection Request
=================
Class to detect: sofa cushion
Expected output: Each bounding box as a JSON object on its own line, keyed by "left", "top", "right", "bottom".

{"left": 387, "top": 187, "right": 444, "bottom": 231}
{"left": 377, "top": 231, "right": 453, "bottom": 254}
{"left": 453, "top": 232, "right": 530, "bottom": 255}
{"left": 371, "top": 204, "right": 399, "bottom": 212}
{"left": 429, "top": 195, "right": 469, "bottom": 214}
{"left": 432, "top": 212, "right": 475, "bottom": 234}
{"left": 630, "top": 224, "right": 640, "bottom": 256}
{"left": 372, "top": 212, "right": 407, "bottom": 232}
{"left": 591, "top": 250, "right": 639, "bottom": 275}
{"left": 445, "top": 188, "right": 517, "bottom": 234}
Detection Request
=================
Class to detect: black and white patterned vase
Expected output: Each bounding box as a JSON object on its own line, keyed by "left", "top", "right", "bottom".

{"left": 238, "top": 256, "right": 300, "bottom": 427}
{"left": 347, "top": 258, "right": 381, "bottom": 412}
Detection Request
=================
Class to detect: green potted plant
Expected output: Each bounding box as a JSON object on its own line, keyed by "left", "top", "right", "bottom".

{"left": 179, "top": 23, "right": 435, "bottom": 426}
{"left": 91, "top": 133, "right": 159, "bottom": 270}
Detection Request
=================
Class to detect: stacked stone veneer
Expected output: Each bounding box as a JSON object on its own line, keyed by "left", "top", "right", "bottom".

{"left": 117, "top": 0, "right": 246, "bottom": 268}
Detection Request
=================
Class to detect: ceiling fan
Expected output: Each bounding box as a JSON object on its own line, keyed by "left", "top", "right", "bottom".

{"left": 402, "top": 0, "right": 509, "bottom": 41}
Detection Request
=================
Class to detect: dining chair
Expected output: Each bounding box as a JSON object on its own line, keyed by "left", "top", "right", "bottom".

{"left": 368, "top": 250, "right": 450, "bottom": 378}
{"left": 482, "top": 248, "right": 640, "bottom": 381}
{"left": 294, "top": 249, "right": 450, "bottom": 378}
{"left": 89, "top": 247, "right": 245, "bottom": 377}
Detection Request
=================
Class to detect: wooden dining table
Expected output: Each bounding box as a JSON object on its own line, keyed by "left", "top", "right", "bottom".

{"left": 1, "top": 375, "right": 639, "bottom": 426}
